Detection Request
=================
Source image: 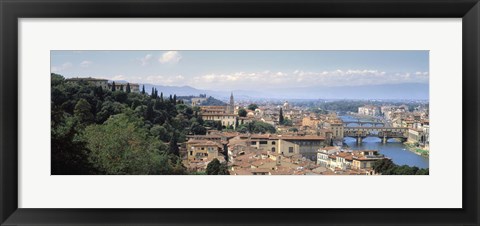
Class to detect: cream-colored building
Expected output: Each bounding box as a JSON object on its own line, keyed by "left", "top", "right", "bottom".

{"left": 66, "top": 77, "right": 109, "bottom": 89}
{"left": 201, "top": 113, "right": 237, "bottom": 128}
{"left": 302, "top": 116, "right": 321, "bottom": 128}
{"left": 247, "top": 134, "right": 326, "bottom": 161}
{"left": 351, "top": 150, "right": 385, "bottom": 170}
{"left": 358, "top": 105, "right": 380, "bottom": 116}
{"left": 325, "top": 120, "right": 344, "bottom": 140}
{"left": 191, "top": 97, "right": 207, "bottom": 106}
{"left": 200, "top": 106, "right": 238, "bottom": 129}
{"left": 186, "top": 139, "right": 223, "bottom": 162}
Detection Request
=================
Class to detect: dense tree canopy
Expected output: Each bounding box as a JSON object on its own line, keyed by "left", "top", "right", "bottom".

{"left": 373, "top": 159, "right": 429, "bottom": 175}
{"left": 238, "top": 108, "right": 247, "bottom": 117}
{"left": 206, "top": 159, "right": 229, "bottom": 175}
{"left": 247, "top": 104, "right": 258, "bottom": 111}
{"left": 50, "top": 73, "right": 200, "bottom": 175}
{"left": 82, "top": 111, "right": 180, "bottom": 174}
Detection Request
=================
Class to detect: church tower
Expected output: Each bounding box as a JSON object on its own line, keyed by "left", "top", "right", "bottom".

{"left": 229, "top": 92, "right": 234, "bottom": 114}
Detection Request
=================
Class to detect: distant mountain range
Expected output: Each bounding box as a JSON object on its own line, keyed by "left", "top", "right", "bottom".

{"left": 113, "top": 80, "right": 428, "bottom": 100}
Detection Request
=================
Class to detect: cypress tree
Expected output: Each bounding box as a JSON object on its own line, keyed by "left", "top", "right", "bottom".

{"left": 279, "top": 107, "right": 284, "bottom": 125}
{"left": 111, "top": 81, "right": 116, "bottom": 91}
{"left": 151, "top": 87, "right": 155, "bottom": 98}
{"left": 173, "top": 94, "right": 177, "bottom": 105}
{"left": 126, "top": 83, "right": 131, "bottom": 93}
{"left": 120, "top": 84, "right": 124, "bottom": 91}
{"left": 160, "top": 92, "right": 163, "bottom": 102}
{"left": 146, "top": 102, "right": 154, "bottom": 121}
{"left": 154, "top": 88, "right": 158, "bottom": 99}
{"left": 141, "top": 85, "right": 145, "bottom": 94}
{"left": 169, "top": 134, "right": 179, "bottom": 156}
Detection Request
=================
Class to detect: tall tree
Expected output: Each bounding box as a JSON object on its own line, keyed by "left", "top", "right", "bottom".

{"left": 173, "top": 94, "right": 177, "bottom": 105}
{"left": 111, "top": 81, "right": 116, "bottom": 91}
{"left": 247, "top": 104, "right": 259, "bottom": 111}
{"left": 82, "top": 112, "right": 172, "bottom": 175}
{"left": 206, "top": 158, "right": 229, "bottom": 175}
{"left": 160, "top": 92, "right": 164, "bottom": 101}
{"left": 169, "top": 134, "right": 180, "bottom": 156}
{"left": 279, "top": 107, "right": 284, "bottom": 125}
{"left": 238, "top": 108, "right": 247, "bottom": 117}
{"left": 154, "top": 88, "right": 158, "bottom": 99}
{"left": 141, "top": 85, "right": 145, "bottom": 94}
{"left": 120, "top": 84, "right": 124, "bottom": 91}
{"left": 74, "top": 98, "right": 94, "bottom": 125}
{"left": 146, "top": 102, "right": 154, "bottom": 121}
{"left": 151, "top": 87, "right": 155, "bottom": 98}
{"left": 126, "top": 83, "right": 131, "bottom": 93}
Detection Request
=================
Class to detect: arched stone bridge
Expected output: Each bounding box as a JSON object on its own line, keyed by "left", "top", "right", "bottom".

{"left": 344, "top": 127, "right": 408, "bottom": 144}
{"left": 342, "top": 120, "right": 385, "bottom": 127}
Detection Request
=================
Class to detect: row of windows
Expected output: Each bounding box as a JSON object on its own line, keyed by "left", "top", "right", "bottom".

{"left": 251, "top": 141, "right": 276, "bottom": 145}
{"left": 197, "top": 147, "right": 214, "bottom": 151}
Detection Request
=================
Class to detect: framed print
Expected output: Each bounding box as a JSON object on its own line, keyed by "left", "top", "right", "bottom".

{"left": 1, "top": 0, "right": 479, "bottom": 225}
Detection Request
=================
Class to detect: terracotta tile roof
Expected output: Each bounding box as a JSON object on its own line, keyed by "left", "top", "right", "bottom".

{"left": 278, "top": 135, "right": 326, "bottom": 141}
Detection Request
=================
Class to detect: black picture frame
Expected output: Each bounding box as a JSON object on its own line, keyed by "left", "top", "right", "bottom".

{"left": 1, "top": 0, "right": 479, "bottom": 225}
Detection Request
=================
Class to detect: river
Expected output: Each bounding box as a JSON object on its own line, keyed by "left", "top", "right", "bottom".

{"left": 339, "top": 115, "right": 429, "bottom": 169}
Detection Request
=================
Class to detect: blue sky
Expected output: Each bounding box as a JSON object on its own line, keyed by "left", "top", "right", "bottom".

{"left": 51, "top": 50, "right": 429, "bottom": 91}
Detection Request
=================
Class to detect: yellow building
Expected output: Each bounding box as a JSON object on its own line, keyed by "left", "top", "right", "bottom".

{"left": 351, "top": 150, "right": 385, "bottom": 170}
{"left": 201, "top": 113, "right": 237, "bottom": 128}
{"left": 186, "top": 139, "right": 223, "bottom": 162}
{"left": 199, "top": 106, "right": 238, "bottom": 128}
{"left": 247, "top": 134, "right": 326, "bottom": 161}
{"left": 302, "top": 116, "right": 321, "bottom": 128}
{"left": 325, "top": 120, "right": 344, "bottom": 140}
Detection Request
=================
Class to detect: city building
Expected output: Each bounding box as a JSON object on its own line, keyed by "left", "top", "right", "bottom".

{"left": 358, "top": 105, "right": 380, "bottom": 116}
{"left": 186, "top": 139, "right": 223, "bottom": 162}
{"left": 191, "top": 97, "right": 207, "bottom": 106}
{"left": 246, "top": 134, "right": 326, "bottom": 160}
{"left": 351, "top": 150, "right": 386, "bottom": 170}
{"left": 200, "top": 105, "right": 238, "bottom": 129}
{"left": 302, "top": 116, "right": 321, "bottom": 128}
{"left": 324, "top": 119, "right": 344, "bottom": 140}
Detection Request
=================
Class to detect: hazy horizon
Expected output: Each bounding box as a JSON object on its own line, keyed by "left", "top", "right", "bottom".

{"left": 51, "top": 50, "right": 429, "bottom": 100}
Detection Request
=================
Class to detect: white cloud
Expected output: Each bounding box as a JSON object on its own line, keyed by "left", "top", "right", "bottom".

{"left": 97, "top": 74, "right": 128, "bottom": 81}
{"left": 158, "top": 51, "right": 182, "bottom": 64}
{"left": 82, "top": 69, "right": 429, "bottom": 91}
{"left": 189, "top": 69, "right": 429, "bottom": 90}
{"left": 415, "top": 71, "right": 429, "bottom": 76}
{"left": 51, "top": 62, "right": 73, "bottom": 72}
{"left": 140, "top": 54, "right": 153, "bottom": 66}
{"left": 145, "top": 74, "right": 186, "bottom": 86}
{"left": 80, "top": 60, "right": 92, "bottom": 67}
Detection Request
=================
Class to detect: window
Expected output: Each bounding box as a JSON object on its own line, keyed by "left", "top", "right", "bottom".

{"left": 289, "top": 147, "right": 294, "bottom": 153}
{"left": 271, "top": 141, "right": 276, "bottom": 145}
{"left": 259, "top": 141, "right": 267, "bottom": 145}
{"left": 251, "top": 141, "right": 257, "bottom": 145}
{"left": 271, "top": 147, "right": 276, "bottom": 152}
{"left": 189, "top": 151, "right": 193, "bottom": 156}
